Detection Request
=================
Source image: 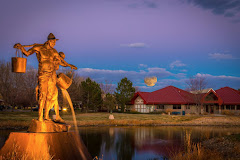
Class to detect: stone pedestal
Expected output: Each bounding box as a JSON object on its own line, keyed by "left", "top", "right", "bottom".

{"left": 109, "top": 114, "right": 114, "bottom": 120}
{"left": 28, "top": 119, "right": 70, "bottom": 132}
{"left": 0, "top": 131, "right": 92, "bottom": 160}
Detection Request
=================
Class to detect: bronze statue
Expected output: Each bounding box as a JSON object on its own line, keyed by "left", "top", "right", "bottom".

{"left": 14, "top": 33, "right": 77, "bottom": 122}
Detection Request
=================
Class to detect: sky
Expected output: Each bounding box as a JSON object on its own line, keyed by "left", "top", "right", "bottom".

{"left": 0, "top": 0, "right": 240, "bottom": 92}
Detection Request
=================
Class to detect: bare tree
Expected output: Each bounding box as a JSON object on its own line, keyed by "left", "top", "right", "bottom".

{"left": 99, "top": 80, "right": 115, "bottom": 95}
{"left": 24, "top": 67, "right": 38, "bottom": 111}
{"left": 186, "top": 76, "right": 207, "bottom": 92}
{"left": 0, "top": 60, "right": 17, "bottom": 109}
{"left": 134, "top": 86, "right": 141, "bottom": 93}
{"left": 185, "top": 76, "right": 208, "bottom": 114}
{"left": 0, "top": 60, "right": 38, "bottom": 110}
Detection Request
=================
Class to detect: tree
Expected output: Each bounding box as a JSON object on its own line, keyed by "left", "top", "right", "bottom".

{"left": 115, "top": 77, "right": 135, "bottom": 112}
{"left": 103, "top": 93, "right": 116, "bottom": 112}
{"left": 185, "top": 76, "right": 208, "bottom": 114}
{"left": 134, "top": 86, "right": 141, "bottom": 93}
{"left": 21, "top": 67, "right": 38, "bottom": 110}
{"left": 99, "top": 80, "right": 115, "bottom": 95}
{"left": 0, "top": 60, "right": 37, "bottom": 110}
{"left": 81, "top": 78, "right": 102, "bottom": 112}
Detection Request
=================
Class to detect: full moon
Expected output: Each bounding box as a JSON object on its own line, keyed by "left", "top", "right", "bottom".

{"left": 144, "top": 76, "right": 157, "bottom": 86}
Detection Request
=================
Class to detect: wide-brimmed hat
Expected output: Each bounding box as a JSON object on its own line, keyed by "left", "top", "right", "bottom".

{"left": 47, "top": 33, "right": 59, "bottom": 41}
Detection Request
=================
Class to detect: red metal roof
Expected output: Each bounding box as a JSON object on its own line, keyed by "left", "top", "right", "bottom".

{"left": 132, "top": 86, "right": 195, "bottom": 105}
{"left": 132, "top": 86, "right": 240, "bottom": 105}
{"left": 216, "top": 87, "right": 240, "bottom": 105}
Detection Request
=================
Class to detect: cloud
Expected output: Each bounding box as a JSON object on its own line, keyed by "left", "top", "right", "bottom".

{"left": 187, "top": 0, "right": 240, "bottom": 19}
{"left": 209, "top": 53, "right": 235, "bottom": 60}
{"left": 76, "top": 68, "right": 240, "bottom": 92}
{"left": 196, "top": 73, "right": 240, "bottom": 80}
{"left": 181, "top": 69, "right": 188, "bottom": 72}
{"left": 121, "top": 43, "right": 148, "bottom": 48}
{"left": 76, "top": 67, "right": 185, "bottom": 87}
{"left": 170, "top": 60, "right": 187, "bottom": 69}
{"left": 224, "top": 12, "right": 236, "bottom": 17}
{"left": 128, "top": 0, "right": 158, "bottom": 9}
{"left": 143, "top": 1, "right": 158, "bottom": 8}
{"left": 195, "top": 73, "right": 240, "bottom": 89}
{"left": 139, "top": 64, "right": 148, "bottom": 68}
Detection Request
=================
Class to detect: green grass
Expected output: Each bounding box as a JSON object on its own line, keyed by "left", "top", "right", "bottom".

{"left": 0, "top": 111, "right": 240, "bottom": 129}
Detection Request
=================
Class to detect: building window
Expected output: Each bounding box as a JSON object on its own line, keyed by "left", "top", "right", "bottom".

{"left": 135, "top": 104, "right": 147, "bottom": 113}
{"left": 186, "top": 105, "right": 190, "bottom": 109}
{"left": 226, "top": 105, "right": 230, "bottom": 110}
{"left": 221, "top": 105, "right": 224, "bottom": 110}
{"left": 157, "top": 104, "right": 164, "bottom": 109}
{"left": 237, "top": 105, "right": 240, "bottom": 110}
{"left": 226, "top": 105, "right": 235, "bottom": 110}
{"left": 173, "top": 104, "right": 181, "bottom": 109}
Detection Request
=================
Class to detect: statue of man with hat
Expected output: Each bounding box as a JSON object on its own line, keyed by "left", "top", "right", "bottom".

{"left": 14, "top": 33, "right": 77, "bottom": 122}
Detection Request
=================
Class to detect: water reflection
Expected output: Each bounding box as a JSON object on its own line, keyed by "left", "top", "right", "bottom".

{"left": 79, "top": 126, "right": 240, "bottom": 160}
{"left": 1, "top": 127, "right": 240, "bottom": 160}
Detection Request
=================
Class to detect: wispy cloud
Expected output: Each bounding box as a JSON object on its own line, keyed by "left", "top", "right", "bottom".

{"left": 187, "top": 0, "right": 240, "bottom": 15}
{"left": 121, "top": 43, "right": 148, "bottom": 48}
{"left": 186, "top": 0, "right": 240, "bottom": 21}
{"left": 181, "top": 69, "right": 188, "bottom": 72}
{"left": 209, "top": 53, "right": 235, "bottom": 60}
{"left": 196, "top": 73, "right": 240, "bottom": 89}
{"left": 76, "top": 67, "right": 185, "bottom": 86}
{"left": 170, "top": 60, "right": 187, "bottom": 69}
{"left": 196, "top": 73, "right": 240, "bottom": 80}
{"left": 139, "top": 64, "right": 148, "bottom": 68}
{"left": 128, "top": 0, "right": 158, "bottom": 9}
{"left": 76, "top": 67, "right": 240, "bottom": 91}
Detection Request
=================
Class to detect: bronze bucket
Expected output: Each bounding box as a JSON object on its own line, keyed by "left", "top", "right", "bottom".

{"left": 12, "top": 50, "right": 27, "bottom": 73}
{"left": 57, "top": 73, "right": 72, "bottom": 90}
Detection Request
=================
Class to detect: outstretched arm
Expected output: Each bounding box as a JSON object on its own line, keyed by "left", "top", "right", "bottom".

{"left": 13, "top": 43, "right": 39, "bottom": 57}
{"left": 54, "top": 52, "right": 77, "bottom": 70}
{"left": 59, "top": 58, "right": 77, "bottom": 70}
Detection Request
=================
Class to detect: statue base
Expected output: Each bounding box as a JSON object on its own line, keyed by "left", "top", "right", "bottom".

{"left": 0, "top": 131, "right": 92, "bottom": 160}
{"left": 27, "top": 119, "right": 71, "bottom": 132}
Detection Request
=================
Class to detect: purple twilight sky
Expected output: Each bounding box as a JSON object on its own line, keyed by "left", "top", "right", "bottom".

{"left": 0, "top": 0, "right": 240, "bottom": 91}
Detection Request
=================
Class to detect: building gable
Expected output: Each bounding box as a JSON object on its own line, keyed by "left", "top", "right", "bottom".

{"left": 201, "top": 89, "right": 223, "bottom": 105}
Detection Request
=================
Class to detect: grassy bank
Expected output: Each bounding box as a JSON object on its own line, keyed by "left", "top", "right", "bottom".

{"left": 171, "top": 131, "right": 240, "bottom": 160}
{"left": 1, "top": 111, "right": 240, "bottom": 129}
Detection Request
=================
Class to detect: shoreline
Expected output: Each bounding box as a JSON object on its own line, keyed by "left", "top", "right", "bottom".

{"left": 1, "top": 112, "right": 240, "bottom": 129}
{"left": 1, "top": 120, "right": 240, "bottom": 130}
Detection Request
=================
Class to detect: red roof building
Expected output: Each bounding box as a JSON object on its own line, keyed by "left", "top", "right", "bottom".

{"left": 132, "top": 86, "right": 195, "bottom": 105}
{"left": 216, "top": 87, "right": 240, "bottom": 105}
{"left": 130, "top": 86, "right": 240, "bottom": 114}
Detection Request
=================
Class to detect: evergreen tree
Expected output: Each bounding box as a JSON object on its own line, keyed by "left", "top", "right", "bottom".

{"left": 103, "top": 93, "right": 116, "bottom": 112}
{"left": 81, "top": 77, "right": 102, "bottom": 112}
{"left": 115, "top": 77, "right": 135, "bottom": 112}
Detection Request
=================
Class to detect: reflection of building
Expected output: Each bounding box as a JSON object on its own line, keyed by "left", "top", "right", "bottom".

{"left": 131, "top": 86, "right": 240, "bottom": 114}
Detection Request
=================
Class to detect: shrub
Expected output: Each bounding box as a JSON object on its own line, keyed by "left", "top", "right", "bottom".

{"left": 170, "top": 131, "right": 224, "bottom": 160}
{"left": 149, "top": 111, "right": 166, "bottom": 114}
{"left": 129, "top": 110, "right": 141, "bottom": 114}
{"left": 203, "top": 112, "right": 209, "bottom": 115}
{"left": 166, "top": 109, "right": 173, "bottom": 114}
{"left": 190, "top": 112, "right": 196, "bottom": 115}
{"left": 221, "top": 110, "right": 234, "bottom": 115}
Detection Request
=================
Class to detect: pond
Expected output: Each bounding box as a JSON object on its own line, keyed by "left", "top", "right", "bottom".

{"left": 1, "top": 126, "right": 240, "bottom": 160}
